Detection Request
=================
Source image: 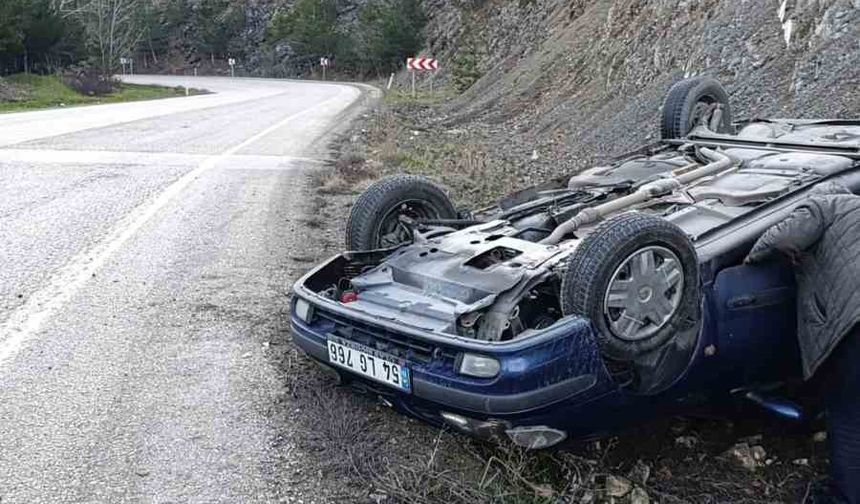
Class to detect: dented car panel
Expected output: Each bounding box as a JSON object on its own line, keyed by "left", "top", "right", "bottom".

{"left": 289, "top": 258, "right": 793, "bottom": 438}
{"left": 290, "top": 115, "right": 860, "bottom": 446}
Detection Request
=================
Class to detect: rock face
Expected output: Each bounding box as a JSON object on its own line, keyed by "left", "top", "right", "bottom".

{"left": 417, "top": 0, "right": 860, "bottom": 178}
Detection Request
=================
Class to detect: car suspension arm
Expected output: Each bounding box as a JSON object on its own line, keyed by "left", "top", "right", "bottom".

{"left": 539, "top": 148, "right": 735, "bottom": 245}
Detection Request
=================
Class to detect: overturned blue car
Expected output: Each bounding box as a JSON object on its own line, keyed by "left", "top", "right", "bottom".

{"left": 290, "top": 76, "right": 860, "bottom": 448}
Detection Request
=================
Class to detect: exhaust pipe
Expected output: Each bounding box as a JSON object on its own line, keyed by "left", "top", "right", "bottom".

{"left": 540, "top": 148, "right": 734, "bottom": 245}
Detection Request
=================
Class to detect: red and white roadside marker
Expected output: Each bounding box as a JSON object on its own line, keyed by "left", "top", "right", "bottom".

{"left": 406, "top": 57, "right": 440, "bottom": 96}
{"left": 407, "top": 57, "right": 439, "bottom": 71}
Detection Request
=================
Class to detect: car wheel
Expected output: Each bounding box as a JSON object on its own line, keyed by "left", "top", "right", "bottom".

{"left": 661, "top": 76, "right": 733, "bottom": 139}
{"left": 560, "top": 212, "right": 699, "bottom": 361}
{"left": 346, "top": 175, "right": 457, "bottom": 250}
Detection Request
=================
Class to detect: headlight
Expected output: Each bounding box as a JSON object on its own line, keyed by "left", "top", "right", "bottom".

{"left": 294, "top": 298, "right": 313, "bottom": 323}
{"left": 506, "top": 426, "right": 567, "bottom": 449}
{"left": 458, "top": 353, "right": 500, "bottom": 378}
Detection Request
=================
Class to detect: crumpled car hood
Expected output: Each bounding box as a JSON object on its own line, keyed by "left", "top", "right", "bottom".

{"left": 348, "top": 221, "right": 571, "bottom": 333}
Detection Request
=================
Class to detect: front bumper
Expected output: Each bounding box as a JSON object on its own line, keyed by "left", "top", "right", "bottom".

{"left": 289, "top": 287, "right": 618, "bottom": 438}
{"left": 292, "top": 314, "right": 601, "bottom": 415}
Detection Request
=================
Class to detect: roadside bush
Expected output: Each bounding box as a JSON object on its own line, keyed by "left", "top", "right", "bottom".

{"left": 452, "top": 22, "right": 483, "bottom": 92}
{"left": 0, "top": 77, "right": 26, "bottom": 102}
{"left": 62, "top": 67, "right": 116, "bottom": 96}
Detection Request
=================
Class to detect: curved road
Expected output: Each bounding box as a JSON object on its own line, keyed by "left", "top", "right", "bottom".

{"left": 0, "top": 76, "right": 372, "bottom": 503}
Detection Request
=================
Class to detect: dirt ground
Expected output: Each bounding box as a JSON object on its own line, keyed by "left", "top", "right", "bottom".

{"left": 272, "top": 92, "right": 833, "bottom": 503}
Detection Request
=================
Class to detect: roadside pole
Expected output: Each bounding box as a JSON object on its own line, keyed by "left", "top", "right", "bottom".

{"left": 411, "top": 70, "right": 416, "bottom": 97}
{"left": 387, "top": 73, "right": 395, "bottom": 90}
{"left": 228, "top": 58, "right": 236, "bottom": 78}
{"left": 320, "top": 57, "right": 330, "bottom": 81}
{"left": 119, "top": 57, "right": 134, "bottom": 76}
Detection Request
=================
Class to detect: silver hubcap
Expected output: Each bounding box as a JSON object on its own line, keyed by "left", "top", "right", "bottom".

{"left": 603, "top": 246, "right": 684, "bottom": 341}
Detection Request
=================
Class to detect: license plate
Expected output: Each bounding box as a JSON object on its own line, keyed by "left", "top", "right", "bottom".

{"left": 326, "top": 336, "right": 411, "bottom": 392}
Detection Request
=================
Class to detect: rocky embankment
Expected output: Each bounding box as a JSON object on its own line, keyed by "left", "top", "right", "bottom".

{"left": 413, "top": 0, "right": 859, "bottom": 183}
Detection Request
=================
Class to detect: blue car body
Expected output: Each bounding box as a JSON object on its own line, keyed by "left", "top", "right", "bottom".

{"left": 290, "top": 256, "right": 801, "bottom": 441}
{"left": 290, "top": 120, "right": 860, "bottom": 446}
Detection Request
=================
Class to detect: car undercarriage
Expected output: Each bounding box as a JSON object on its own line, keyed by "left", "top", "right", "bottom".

{"left": 290, "top": 76, "right": 860, "bottom": 447}
{"left": 302, "top": 119, "right": 860, "bottom": 342}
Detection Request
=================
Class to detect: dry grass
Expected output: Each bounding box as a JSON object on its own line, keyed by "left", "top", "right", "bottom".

{"left": 321, "top": 94, "right": 524, "bottom": 208}
{"left": 317, "top": 148, "right": 378, "bottom": 195}
{"left": 375, "top": 141, "right": 521, "bottom": 208}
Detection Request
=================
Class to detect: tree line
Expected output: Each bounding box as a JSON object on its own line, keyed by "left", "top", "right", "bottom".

{"left": 0, "top": 0, "right": 427, "bottom": 78}
{"left": 268, "top": 0, "right": 426, "bottom": 76}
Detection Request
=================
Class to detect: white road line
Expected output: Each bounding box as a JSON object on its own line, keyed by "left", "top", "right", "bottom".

{"left": 0, "top": 85, "right": 356, "bottom": 367}
{"left": 0, "top": 148, "right": 327, "bottom": 169}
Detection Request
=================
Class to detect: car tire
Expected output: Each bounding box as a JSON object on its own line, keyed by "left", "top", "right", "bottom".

{"left": 346, "top": 175, "right": 457, "bottom": 250}
{"left": 661, "top": 76, "right": 733, "bottom": 139}
{"left": 560, "top": 212, "right": 699, "bottom": 361}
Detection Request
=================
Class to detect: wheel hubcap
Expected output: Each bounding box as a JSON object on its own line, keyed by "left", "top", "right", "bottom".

{"left": 603, "top": 246, "right": 684, "bottom": 341}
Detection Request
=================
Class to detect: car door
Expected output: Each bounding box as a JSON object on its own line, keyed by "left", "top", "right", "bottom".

{"left": 711, "top": 261, "right": 802, "bottom": 385}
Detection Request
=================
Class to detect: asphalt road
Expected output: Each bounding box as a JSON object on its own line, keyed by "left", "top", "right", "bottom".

{"left": 0, "top": 76, "right": 371, "bottom": 503}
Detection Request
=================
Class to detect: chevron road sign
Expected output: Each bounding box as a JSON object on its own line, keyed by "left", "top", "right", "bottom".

{"left": 407, "top": 57, "right": 439, "bottom": 71}
{"left": 407, "top": 57, "right": 439, "bottom": 97}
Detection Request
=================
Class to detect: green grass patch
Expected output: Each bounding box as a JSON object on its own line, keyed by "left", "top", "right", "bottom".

{"left": 0, "top": 74, "right": 200, "bottom": 113}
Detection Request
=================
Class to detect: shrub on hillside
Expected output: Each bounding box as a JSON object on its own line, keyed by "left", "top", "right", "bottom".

{"left": 452, "top": 22, "right": 482, "bottom": 92}
{"left": 0, "top": 77, "right": 27, "bottom": 102}
{"left": 62, "top": 67, "right": 116, "bottom": 96}
{"left": 355, "top": 0, "right": 427, "bottom": 74}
